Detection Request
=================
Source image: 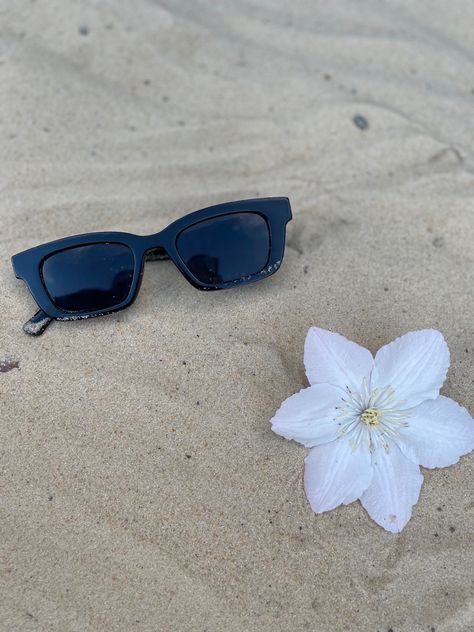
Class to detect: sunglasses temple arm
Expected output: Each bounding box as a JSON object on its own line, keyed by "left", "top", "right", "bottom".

{"left": 23, "top": 309, "right": 53, "bottom": 336}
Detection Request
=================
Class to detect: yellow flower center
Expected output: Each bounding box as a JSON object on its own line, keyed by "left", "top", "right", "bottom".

{"left": 361, "top": 407, "right": 381, "bottom": 427}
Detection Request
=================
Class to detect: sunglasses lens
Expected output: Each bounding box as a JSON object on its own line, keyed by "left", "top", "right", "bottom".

{"left": 176, "top": 212, "right": 270, "bottom": 285}
{"left": 42, "top": 243, "right": 135, "bottom": 312}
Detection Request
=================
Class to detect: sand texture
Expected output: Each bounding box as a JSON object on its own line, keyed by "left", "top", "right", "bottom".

{"left": 1, "top": 1, "right": 473, "bottom": 630}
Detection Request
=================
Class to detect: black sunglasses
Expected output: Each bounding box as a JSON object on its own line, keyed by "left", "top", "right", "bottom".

{"left": 12, "top": 197, "right": 292, "bottom": 336}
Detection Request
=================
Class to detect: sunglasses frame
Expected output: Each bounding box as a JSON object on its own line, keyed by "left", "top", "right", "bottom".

{"left": 12, "top": 197, "right": 292, "bottom": 326}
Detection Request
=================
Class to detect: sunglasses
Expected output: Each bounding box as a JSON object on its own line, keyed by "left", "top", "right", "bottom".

{"left": 12, "top": 197, "right": 292, "bottom": 336}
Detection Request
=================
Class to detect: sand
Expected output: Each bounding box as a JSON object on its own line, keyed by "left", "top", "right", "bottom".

{"left": 1, "top": 1, "right": 473, "bottom": 630}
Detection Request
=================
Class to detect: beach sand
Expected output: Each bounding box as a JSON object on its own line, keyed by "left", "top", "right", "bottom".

{"left": 1, "top": 1, "right": 473, "bottom": 630}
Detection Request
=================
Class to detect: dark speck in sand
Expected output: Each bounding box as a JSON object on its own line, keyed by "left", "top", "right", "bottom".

{"left": 353, "top": 114, "right": 369, "bottom": 130}
{"left": 185, "top": 454, "right": 192, "bottom": 459}
{"left": 79, "top": 24, "right": 90, "bottom": 36}
{"left": 0, "top": 358, "right": 20, "bottom": 373}
{"left": 143, "top": 79, "right": 151, "bottom": 86}
{"left": 449, "top": 526, "right": 456, "bottom": 533}
{"left": 432, "top": 236, "right": 445, "bottom": 248}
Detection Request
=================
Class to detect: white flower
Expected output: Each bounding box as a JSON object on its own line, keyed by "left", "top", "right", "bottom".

{"left": 271, "top": 328, "right": 474, "bottom": 533}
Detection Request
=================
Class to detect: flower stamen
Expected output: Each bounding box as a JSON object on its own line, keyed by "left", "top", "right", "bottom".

{"left": 361, "top": 407, "right": 381, "bottom": 427}
{"left": 336, "top": 384, "right": 410, "bottom": 452}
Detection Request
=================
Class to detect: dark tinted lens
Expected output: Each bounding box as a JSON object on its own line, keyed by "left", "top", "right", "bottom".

{"left": 176, "top": 212, "right": 270, "bottom": 285}
{"left": 42, "top": 243, "right": 135, "bottom": 312}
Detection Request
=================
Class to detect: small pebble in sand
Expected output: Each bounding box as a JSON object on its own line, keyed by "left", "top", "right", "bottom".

{"left": 0, "top": 357, "right": 19, "bottom": 373}
{"left": 353, "top": 114, "right": 369, "bottom": 130}
{"left": 78, "top": 24, "right": 90, "bottom": 36}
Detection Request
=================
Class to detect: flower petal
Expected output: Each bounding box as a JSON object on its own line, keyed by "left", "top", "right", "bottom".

{"left": 304, "top": 327, "right": 374, "bottom": 391}
{"left": 304, "top": 438, "right": 373, "bottom": 513}
{"left": 371, "top": 329, "right": 449, "bottom": 408}
{"left": 271, "top": 383, "right": 343, "bottom": 447}
{"left": 360, "top": 442, "right": 423, "bottom": 533}
{"left": 396, "top": 395, "right": 474, "bottom": 468}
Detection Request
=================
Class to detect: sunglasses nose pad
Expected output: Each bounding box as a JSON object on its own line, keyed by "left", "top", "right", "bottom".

{"left": 146, "top": 247, "right": 169, "bottom": 262}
